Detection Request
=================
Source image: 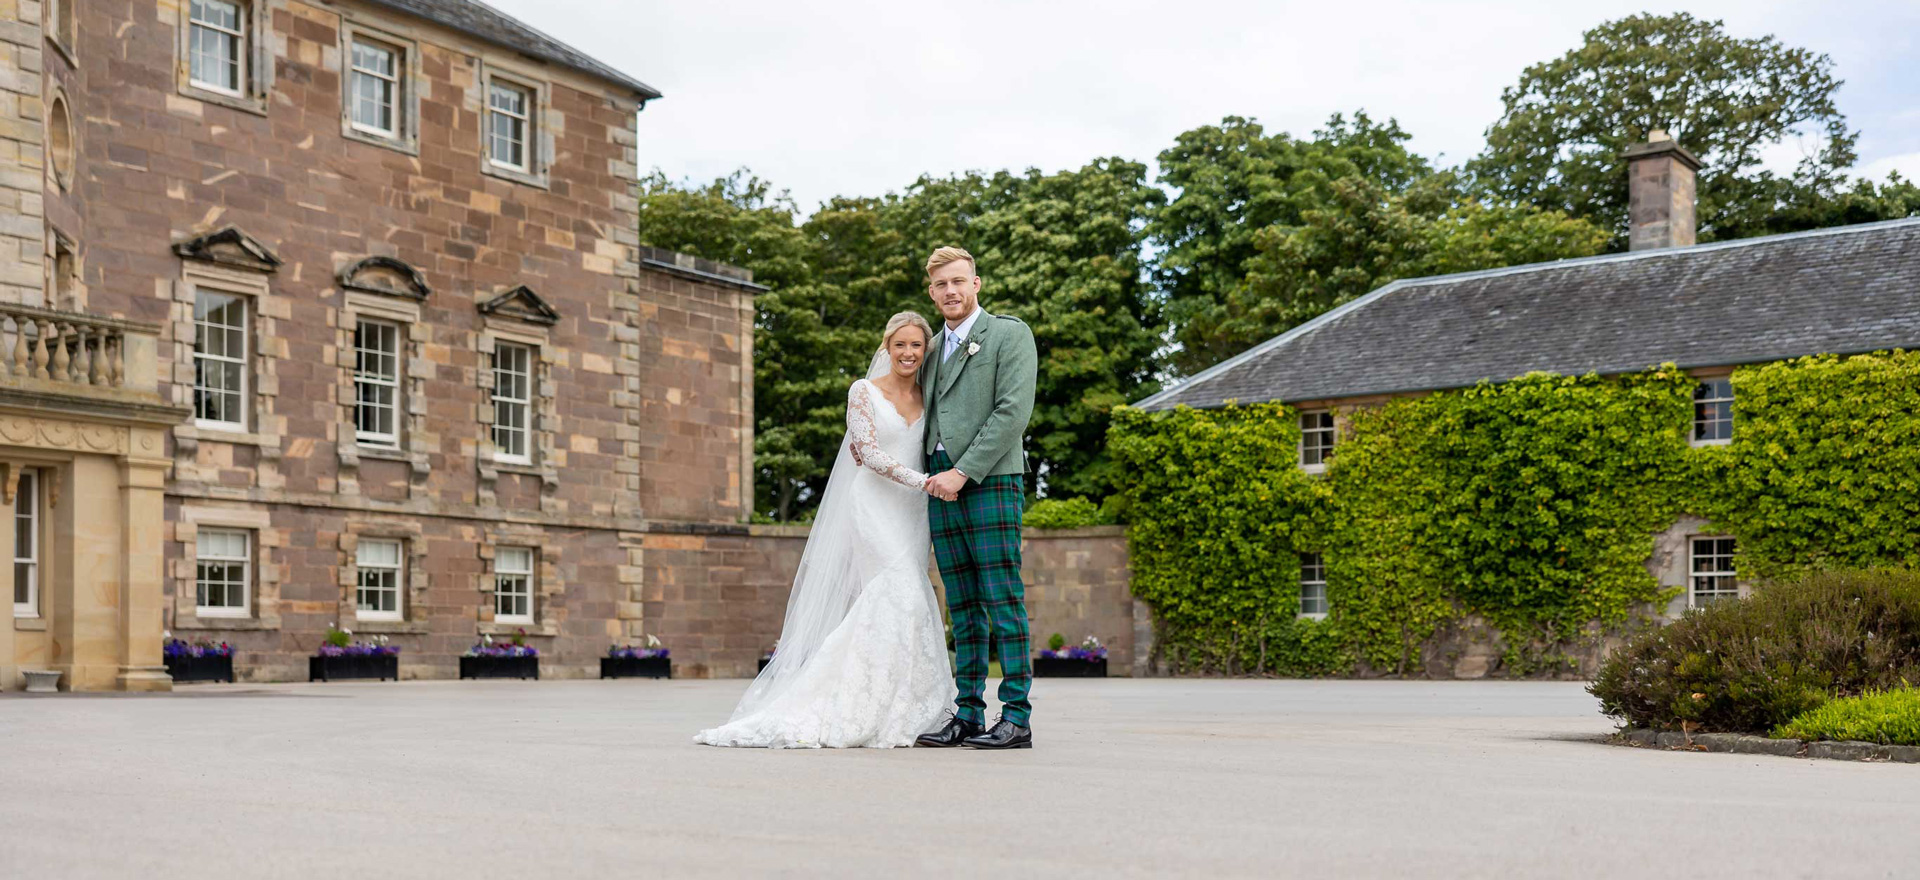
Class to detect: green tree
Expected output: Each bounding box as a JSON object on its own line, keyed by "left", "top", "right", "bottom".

{"left": 1150, "top": 113, "right": 1435, "bottom": 375}
{"left": 1470, "top": 12, "right": 1859, "bottom": 245}
{"left": 1238, "top": 177, "right": 1608, "bottom": 331}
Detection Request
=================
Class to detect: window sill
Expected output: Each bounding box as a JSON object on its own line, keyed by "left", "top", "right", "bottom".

{"left": 182, "top": 425, "right": 279, "bottom": 448}
{"left": 1690, "top": 437, "right": 1734, "bottom": 448}
{"left": 1298, "top": 463, "right": 1329, "bottom": 476}
{"left": 177, "top": 615, "right": 280, "bottom": 631}
{"left": 342, "top": 125, "right": 421, "bottom": 157}
{"left": 46, "top": 36, "right": 77, "bottom": 70}
{"left": 494, "top": 461, "right": 544, "bottom": 476}
{"left": 479, "top": 620, "right": 555, "bottom": 638}
{"left": 351, "top": 619, "right": 428, "bottom": 635}
{"left": 355, "top": 443, "right": 407, "bottom": 460}
{"left": 178, "top": 84, "right": 270, "bottom": 117}
{"left": 481, "top": 161, "right": 550, "bottom": 191}
{"left": 14, "top": 615, "right": 47, "bottom": 631}
{"left": 1296, "top": 612, "right": 1328, "bottom": 622}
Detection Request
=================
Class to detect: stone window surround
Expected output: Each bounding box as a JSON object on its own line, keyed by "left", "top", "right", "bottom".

{"left": 336, "top": 291, "right": 432, "bottom": 492}
{"left": 171, "top": 261, "right": 285, "bottom": 454}
{"left": 46, "top": 87, "right": 75, "bottom": 192}
{"left": 5, "top": 461, "right": 56, "bottom": 624}
{"left": 337, "top": 519, "right": 429, "bottom": 635}
{"left": 171, "top": 505, "right": 282, "bottom": 632}
{"left": 46, "top": 225, "right": 81, "bottom": 311}
{"left": 173, "top": 0, "right": 275, "bottom": 116}
{"left": 476, "top": 525, "right": 562, "bottom": 638}
{"left": 44, "top": 0, "right": 78, "bottom": 67}
{"left": 476, "top": 316, "right": 560, "bottom": 508}
{"left": 476, "top": 61, "right": 554, "bottom": 190}
{"left": 338, "top": 18, "right": 423, "bottom": 156}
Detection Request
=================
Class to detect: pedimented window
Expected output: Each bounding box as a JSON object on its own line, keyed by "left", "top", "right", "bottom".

{"left": 338, "top": 255, "right": 430, "bottom": 302}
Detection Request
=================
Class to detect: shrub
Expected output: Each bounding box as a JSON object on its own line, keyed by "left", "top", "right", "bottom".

{"left": 1023, "top": 497, "right": 1114, "bottom": 530}
{"left": 1772, "top": 688, "right": 1920, "bottom": 745}
{"left": 1589, "top": 569, "right": 1920, "bottom": 733}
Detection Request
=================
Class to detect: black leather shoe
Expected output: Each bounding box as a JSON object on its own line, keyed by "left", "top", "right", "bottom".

{"left": 916, "top": 716, "right": 984, "bottom": 748}
{"left": 962, "top": 718, "right": 1032, "bottom": 750}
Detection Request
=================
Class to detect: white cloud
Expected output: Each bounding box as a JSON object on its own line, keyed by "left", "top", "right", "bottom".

{"left": 485, "top": 0, "right": 1920, "bottom": 211}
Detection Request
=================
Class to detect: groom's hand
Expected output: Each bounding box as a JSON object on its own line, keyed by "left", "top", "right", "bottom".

{"left": 927, "top": 469, "right": 967, "bottom": 501}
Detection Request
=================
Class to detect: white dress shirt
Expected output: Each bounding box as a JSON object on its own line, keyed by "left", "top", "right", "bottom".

{"left": 934, "top": 306, "right": 985, "bottom": 454}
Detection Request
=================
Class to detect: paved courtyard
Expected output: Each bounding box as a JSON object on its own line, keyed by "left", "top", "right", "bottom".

{"left": 4, "top": 678, "right": 1916, "bottom": 878}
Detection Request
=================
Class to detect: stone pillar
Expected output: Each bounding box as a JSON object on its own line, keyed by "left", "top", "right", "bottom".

{"left": 117, "top": 431, "right": 173, "bottom": 692}
{"left": 1621, "top": 129, "right": 1704, "bottom": 252}
{"left": 0, "top": 0, "right": 47, "bottom": 306}
{"left": 54, "top": 455, "right": 131, "bottom": 690}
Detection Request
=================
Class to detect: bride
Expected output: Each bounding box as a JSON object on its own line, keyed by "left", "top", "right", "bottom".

{"left": 695, "top": 312, "right": 954, "bottom": 748}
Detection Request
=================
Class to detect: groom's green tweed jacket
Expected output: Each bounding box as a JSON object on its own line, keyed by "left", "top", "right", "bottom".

{"left": 920, "top": 309, "right": 1038, "bottom": 483}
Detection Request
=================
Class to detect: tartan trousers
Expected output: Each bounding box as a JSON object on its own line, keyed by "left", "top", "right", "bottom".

{"left": 928, "top": 449, "right": 1031, "bottom": 727}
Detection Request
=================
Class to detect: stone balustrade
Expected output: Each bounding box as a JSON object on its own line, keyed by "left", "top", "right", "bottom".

{"left": 0, "top": 303, "right": 161, "bottom": 397}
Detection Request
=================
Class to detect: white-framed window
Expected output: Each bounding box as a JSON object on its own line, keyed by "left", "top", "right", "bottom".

{"left": 494, "top": 546, "right": 534, "bottom": 623}
{"left": 353, "top": 318, "right": 401, "bottom": 447}
{"left": 1689, "top": 536, "right": 1738, "bottom": 607}
{"left": 492, "top": 341, "right": 533, "bottom": 464}
{"left": 1693, "top": 378, "right": 1733, "bottom": 444}
{"left": 1299, "top": 411, "right": 1335, "bottom": 470}
{"left": 193, "top": 288, "right": 248, "bottom": 430}
{"left": 187, "top": 0, "right": 246, "bottom": 95}
{"left": 1298, "top": 552, "right": 1327, "bottom": 617}
{"left": 195, "top": 528, "right": 252, "bottom": 616}
{"left": 355, "top": 538, "right": 404, "bottom": 621}
{"left": 486, "top": 80, "right": 532, "bottom": 172}
{"left": 348, "top": 36, "right": 400, "bottom": 137}
{"left": 13, "top": 470, "right": 39, "bottom": 617}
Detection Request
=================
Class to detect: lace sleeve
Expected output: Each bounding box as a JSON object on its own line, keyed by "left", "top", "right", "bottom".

{"left": 847, "top": 381, "right": 928, "bottom": 491}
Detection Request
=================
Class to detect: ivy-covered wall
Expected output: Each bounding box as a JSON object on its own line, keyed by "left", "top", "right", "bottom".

{"left": 1110, "top": 350, "right": 1920, "bottom": 677}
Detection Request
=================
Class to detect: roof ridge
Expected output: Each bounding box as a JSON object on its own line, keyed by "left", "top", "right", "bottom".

{"left": 1387, "top": 215, "right": 1920, "bottom": 290}
{"left": 1134, "top": 217, "right": 1920, "bottom": 411}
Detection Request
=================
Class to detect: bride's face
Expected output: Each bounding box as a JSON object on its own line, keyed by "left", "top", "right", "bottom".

{"left": 887, "top": 325, "right": 927, "bottom": 378}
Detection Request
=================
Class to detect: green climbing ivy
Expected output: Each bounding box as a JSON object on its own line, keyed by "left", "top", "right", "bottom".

{"left": 1111, "top": 353, "right": 1920, "bottom": 676}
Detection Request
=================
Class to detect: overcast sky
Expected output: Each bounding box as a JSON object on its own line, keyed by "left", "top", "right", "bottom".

{"left": 488, "top": 0, "right": 1920, "bottom": 213}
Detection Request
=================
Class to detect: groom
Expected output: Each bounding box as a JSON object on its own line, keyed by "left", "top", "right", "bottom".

{"left": 912, "top": 247, "right": 1038, "bottom": 750}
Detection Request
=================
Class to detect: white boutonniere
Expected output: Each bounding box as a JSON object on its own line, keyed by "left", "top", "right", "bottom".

{"left": 966, "top": 341, "right": 981, "bottom": 357}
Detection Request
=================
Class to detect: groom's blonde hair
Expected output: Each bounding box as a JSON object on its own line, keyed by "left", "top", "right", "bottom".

{"left": 924, "top": 246, "right": 976, "bottom": 278}
{"left": 882, "top": 311, "right": 934, "bottom": 348}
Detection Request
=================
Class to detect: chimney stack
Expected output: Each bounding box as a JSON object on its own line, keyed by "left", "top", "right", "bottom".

{"left": 1621, "top": 129, "right": 1703, "bottom": 251}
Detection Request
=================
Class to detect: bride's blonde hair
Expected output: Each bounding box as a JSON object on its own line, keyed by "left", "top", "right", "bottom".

{"left": 882, "top": 311, "right": 934, "bottom": 349}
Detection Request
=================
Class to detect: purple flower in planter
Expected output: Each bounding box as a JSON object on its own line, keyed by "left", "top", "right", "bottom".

{"left": 465, "top": 641, "right": 538, "bottom": 658}
{"left": 1040, "top": 635, "right": 1108, "bottom": 661}
{"left": 165, "top": 638, "right": 235, "bottom": 658}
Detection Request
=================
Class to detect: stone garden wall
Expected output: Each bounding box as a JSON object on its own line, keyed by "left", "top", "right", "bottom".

{"left": 650, "top": 524, "right": 1141, "bottom": 679}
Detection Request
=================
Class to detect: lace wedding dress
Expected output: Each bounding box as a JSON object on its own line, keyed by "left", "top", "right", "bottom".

{"left": 695, "top": 373, "right": 952, "bottom": 748}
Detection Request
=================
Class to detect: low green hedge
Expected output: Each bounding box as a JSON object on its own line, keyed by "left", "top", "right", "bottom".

{"left": 1022, "top": 497, "right": 1116, "bottom": 530}
{"left": 1773, "top": 688, "right": 1920, "bottom": 746}
{"left": 1589, "top": 569, "right": 1920, "bottom": 733}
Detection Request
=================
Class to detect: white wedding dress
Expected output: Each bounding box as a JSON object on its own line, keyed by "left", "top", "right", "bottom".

{"left": 695, "top": 373, "right": 953, "bottom": 748}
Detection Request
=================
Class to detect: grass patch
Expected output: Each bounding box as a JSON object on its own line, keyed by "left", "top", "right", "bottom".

{"left": 1772, "top": 688, "right": 1920, "bottom": 745}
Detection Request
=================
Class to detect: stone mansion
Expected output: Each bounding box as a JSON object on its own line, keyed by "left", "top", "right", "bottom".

{"left": 0, "top": 0, "right": 769, "bottom": 688}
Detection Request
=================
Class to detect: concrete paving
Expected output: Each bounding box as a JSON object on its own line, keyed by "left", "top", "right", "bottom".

{"left": 2, "top": 678, "right": 1916, "bottom": 878}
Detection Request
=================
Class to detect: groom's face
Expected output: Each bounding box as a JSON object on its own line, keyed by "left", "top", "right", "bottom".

{"left": 927, "top": 260, "right": 981, "bottom": 325}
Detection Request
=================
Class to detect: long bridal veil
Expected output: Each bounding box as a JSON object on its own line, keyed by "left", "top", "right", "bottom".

{"left": 723, "top": 350, "right": 901, "bottom": 721}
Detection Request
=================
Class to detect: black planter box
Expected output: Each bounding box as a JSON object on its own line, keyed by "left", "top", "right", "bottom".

{"left": 165, "top": 653, "right": 234, "bottom": 683}
{"left": 460, "top": 655, "right": 539, "bottom": 680}
{"left": 309, "top": 654, "right": 399, "bottom": 682}
{"left": 757, "top": 657, "right": 772, "bottom": 673}
{"left": 1033, "top": 657, "right": 1108, "bottom": 678}
{"left": 600, "top": 656, "right": 671, "bottom": 679}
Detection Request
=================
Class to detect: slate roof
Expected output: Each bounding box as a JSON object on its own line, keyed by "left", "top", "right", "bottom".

{"left": 1136, "top": 217, "right": 1920, "bottom": 411}
{"left": 361, "top": 0, "right": 661, "bottom": 99}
